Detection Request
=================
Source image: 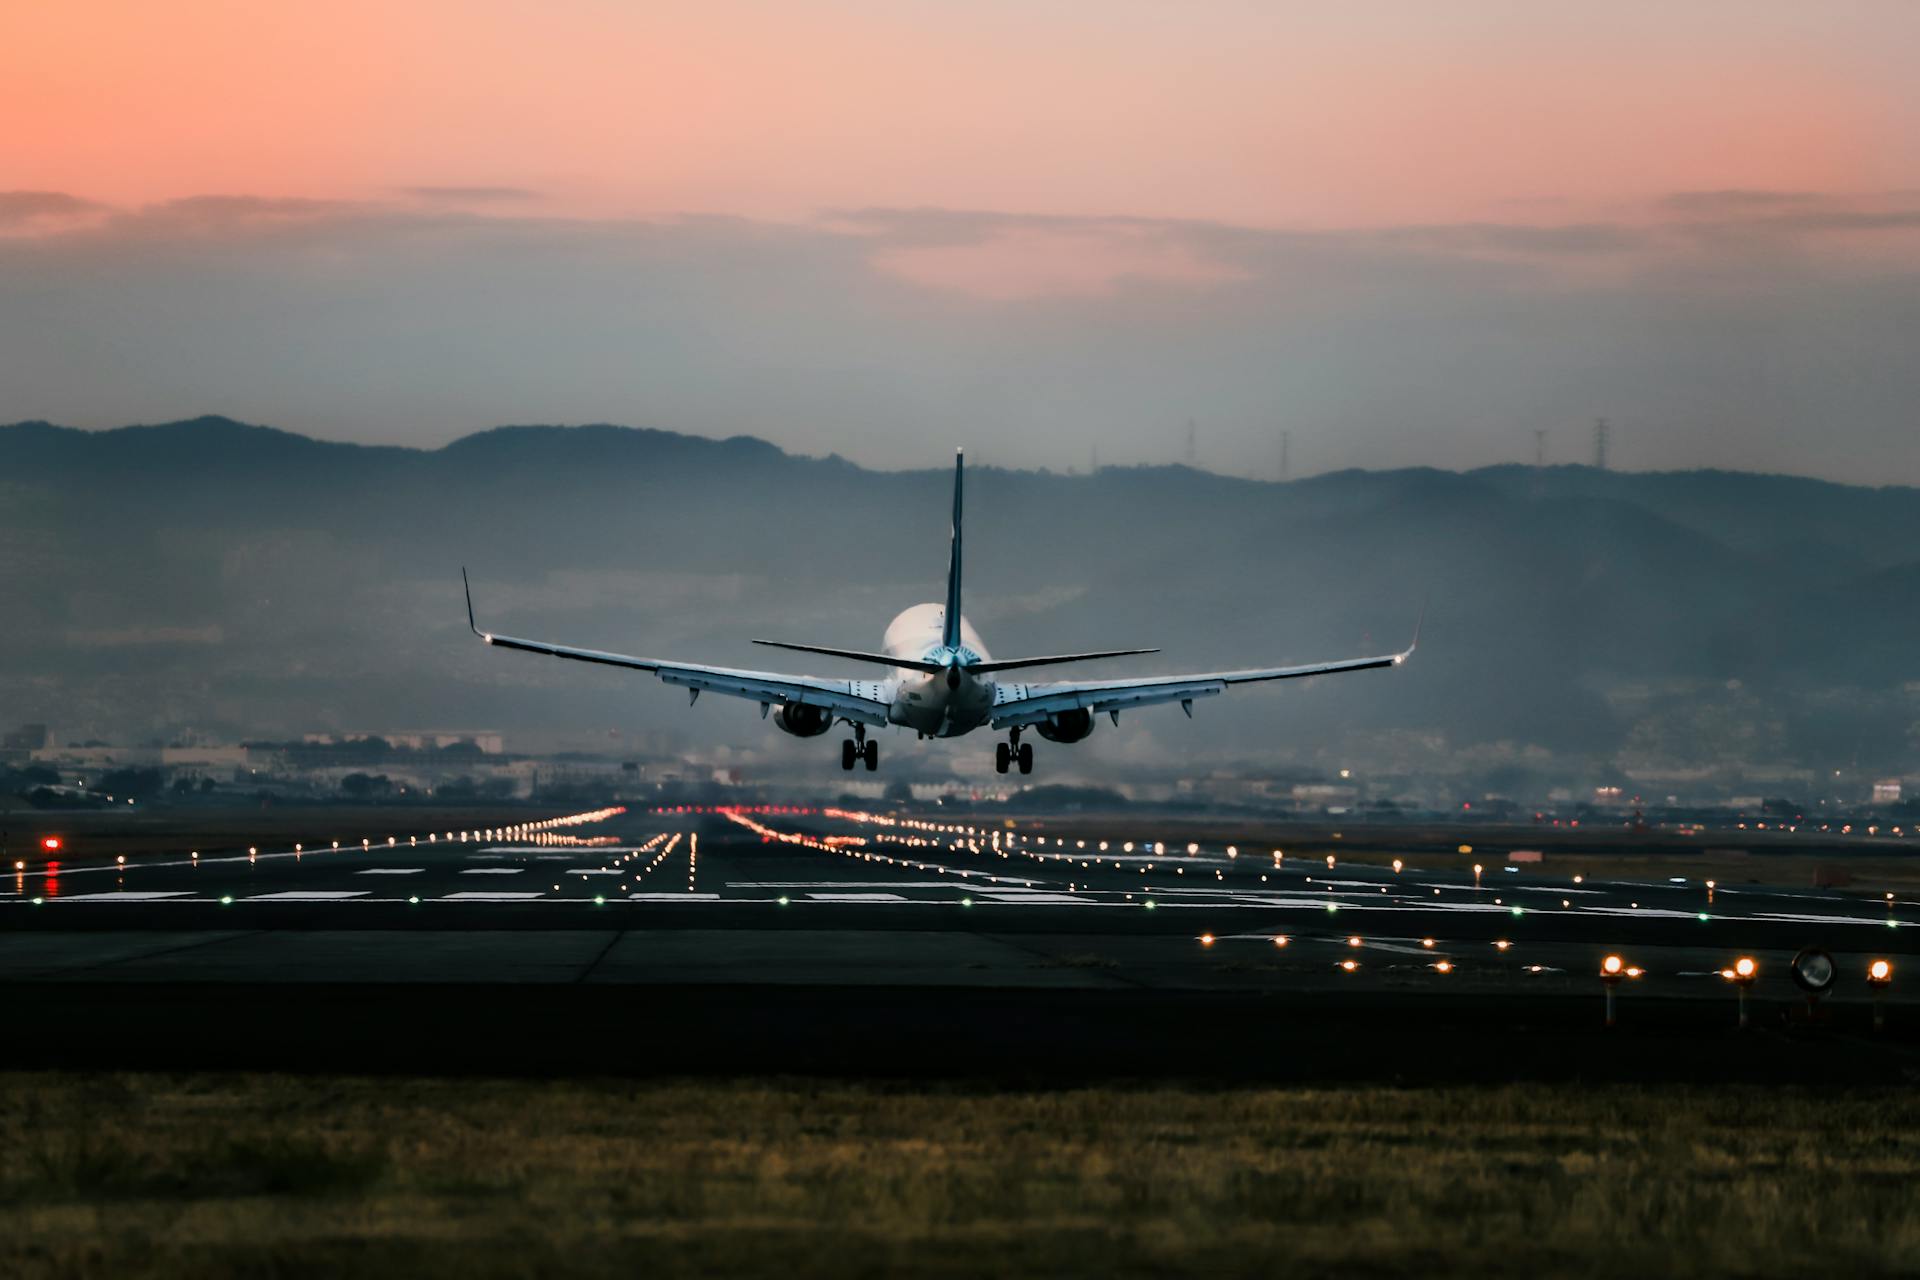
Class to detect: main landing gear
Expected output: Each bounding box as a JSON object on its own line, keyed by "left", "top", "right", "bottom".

{"left": 994, "top": 730, "right": 1034, "bottom": 776}
{"left": 840, "top": 726, "right": 878, "bottom": 772}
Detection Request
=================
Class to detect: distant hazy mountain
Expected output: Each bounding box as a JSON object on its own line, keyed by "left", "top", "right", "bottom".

{"left": 4, "top": 416, "right": 1917, "bottom": 791}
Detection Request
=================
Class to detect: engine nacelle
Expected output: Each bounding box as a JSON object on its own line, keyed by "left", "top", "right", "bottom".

{"left": 1035, "top": 708, "right": 1095, "bottom": 744}
{"left": 773, "top": 701, "right": 834, "bottom": 738}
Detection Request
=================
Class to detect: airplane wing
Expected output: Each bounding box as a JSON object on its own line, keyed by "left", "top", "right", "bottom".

{"left": 989, "top": 639, "right": 1416, "bottom": 729}
{"left": 464, "top": 572, "right": 892, "bottom": 727}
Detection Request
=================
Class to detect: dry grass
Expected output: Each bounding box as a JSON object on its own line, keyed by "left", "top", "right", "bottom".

{"left": 5, "top": 1073, "right": 1919, "bottom": 1278}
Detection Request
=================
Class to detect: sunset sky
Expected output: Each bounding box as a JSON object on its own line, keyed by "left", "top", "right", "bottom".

{"left": 6, "top": 1, "right": 1920, "bottom": 480}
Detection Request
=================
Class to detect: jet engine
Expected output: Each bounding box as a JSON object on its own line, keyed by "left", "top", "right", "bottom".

{"left": 1035, "top": 708, "right": 1095, "bottom": 743}
{"left": 773, "top": 702, "right": 835, "bottom": 738}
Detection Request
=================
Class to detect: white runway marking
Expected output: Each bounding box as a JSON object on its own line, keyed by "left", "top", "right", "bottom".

{"left": 806, "top": 892, "right": 910, "bottom": 902}
{"left": 247, "top": 891, "right": 370, "bottom": 901}
{"left": 357, "top": 867, "right": 425, "bottom": 875}
{"left": 56, "top": 891, "right": 195, "bottom": 901}
{"left": 732, "top": 880, "right": 963, "bottom": 889}
{"left": 973, "top": 889, "right": 1094, "bottom": 905}
{"left": 460, "top": 867, "right": 524, "bottom": 876}
{"left": 567, "top": 868, "right": 623, "bottom": 876}
{"left": 626, "top": 892, "right": 720, "bottom": 901}
{"left": 441, "top": 891, "right": 545, "bottom": 901}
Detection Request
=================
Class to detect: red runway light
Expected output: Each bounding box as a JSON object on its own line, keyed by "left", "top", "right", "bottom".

{"left": 41, "top": 837, "right": 61, "bottom": 852}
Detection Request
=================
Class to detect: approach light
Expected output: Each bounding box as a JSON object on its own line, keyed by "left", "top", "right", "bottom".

{"left": 1273, "top": 935, "right": 1289, "bottom": 948}
{"left": 1200, "top": 934, "right": 1215, "bottom": 947}
{"left": 1731, "top": 956, "right": 1757, "bottom": 982}
{"left": 1422, "top": 937, "right": 1436, "bottom": 948}
{"left": 1868, "top": 958, "right": 1893, "bottom": 986}
{"left": 1602, "top": 954, "right": 1624, "bottom": 977}
{"left": 1790, "top": 948, "right": 1836, "bottom": 994}
{"left": 1339, "top": 959, "right": 1359, "bottom": 972}
{"left": 1347, "top": 935, "right": 1362, "bottom": 947}
{"left": 1433, "top": 960, "right": 1453, "bottom": 974}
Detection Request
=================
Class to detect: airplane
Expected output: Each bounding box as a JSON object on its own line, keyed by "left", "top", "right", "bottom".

{"left": 464, "top": 450, "right": 1415, "bottom": 774}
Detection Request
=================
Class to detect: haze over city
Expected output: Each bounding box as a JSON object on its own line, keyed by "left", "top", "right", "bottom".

{"left": 7, "top": 1, "right": 1920, "bottom": 482}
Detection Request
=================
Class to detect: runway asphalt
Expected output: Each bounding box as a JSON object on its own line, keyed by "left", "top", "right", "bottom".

{"left": 5, "top": 803, "right": 1917, "bottom": 1078}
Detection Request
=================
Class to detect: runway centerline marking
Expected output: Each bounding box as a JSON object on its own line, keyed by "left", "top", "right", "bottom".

{"left": 460, "top": 868, "right": 525, "bottom": 875}
{"left": 440, "top": 891, "right": 545, "bottom": 901}
{"left": 357, "top": 868, "right": 425, "bottom": 875}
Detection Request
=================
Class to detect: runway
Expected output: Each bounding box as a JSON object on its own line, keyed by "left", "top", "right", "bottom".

{"left": 6, "top": 803, "right": 1916, "bottom": 1078}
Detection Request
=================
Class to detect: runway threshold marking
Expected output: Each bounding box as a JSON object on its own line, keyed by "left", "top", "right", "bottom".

{"left": 52, "top": 891, "right": 196, "bottom": 901}
{"left": 247, "top": 891, "right": 370, "bottom": 901}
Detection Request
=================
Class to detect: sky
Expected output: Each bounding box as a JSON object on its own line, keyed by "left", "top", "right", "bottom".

{"left": 5, "top": 1, "right": 1920, "bottom": 481}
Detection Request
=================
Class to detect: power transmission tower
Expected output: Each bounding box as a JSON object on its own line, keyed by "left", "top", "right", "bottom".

{"left": 1185, "top": 419, "right": 1197, "bottom": 466}
{"left": 1593, "top": 418, "right": 1610, "bottom": 470}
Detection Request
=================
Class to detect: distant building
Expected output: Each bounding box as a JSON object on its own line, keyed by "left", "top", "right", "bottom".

{"left": 304, "top": 730, "right": 505, "bottom": 755}
{"left": 3, "top": 723, "right": 49, "bottom": 751}
{"left": 1873, "top": 779, "right": 1902, "bottom": 805}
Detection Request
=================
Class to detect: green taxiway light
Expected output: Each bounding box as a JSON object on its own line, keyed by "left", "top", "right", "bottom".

{"left": 1325, "top": 903, "right": 1338, "bottom": 914}
{"left": 31, "top": 897, "right": 43, "bottom": 905}
{"left": 1697, "top": 912, "right": 1710, "bottom": 922}
{"left": 1144, "top": 900, "right": 1156, "bottom": 910}
{"left": 777, "top": 896, "right": 789, "bottom": 906}
{"left": 1511, "top": 906, "right": 1524, "bottom": 916}
{"left": 594, "top": 895, "right": 605, "bottom": 905}
{"left": 219, "top": 895, "right": 233, "bottom": 905}
{"left": 961, "top": 897, "right": 972, "bottom": 907}
{"left": 409, "top": 896, "right": 420, "bottom": 905}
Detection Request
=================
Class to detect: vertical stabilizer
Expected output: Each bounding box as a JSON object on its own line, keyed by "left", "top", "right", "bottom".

{"left": 943, "top": 449, "right": 964, "bottom": 650}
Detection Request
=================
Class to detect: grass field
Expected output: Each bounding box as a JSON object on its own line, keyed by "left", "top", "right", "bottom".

{"left": 5, "top": 1074, "right": 1920, "bottom": 1278}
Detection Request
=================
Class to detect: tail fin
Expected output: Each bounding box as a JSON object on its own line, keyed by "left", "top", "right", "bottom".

{"left": 943, "top": 449, "right": 964, "bottom": 650}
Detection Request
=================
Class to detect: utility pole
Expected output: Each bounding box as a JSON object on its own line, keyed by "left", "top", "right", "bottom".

{"left": 1185, "top": 419, "right": 1197, "bottom": 466}
{"left": 1281, "top": 430, "right": 1291, "bottom": 482}
{"left": 1534, "top": 429, "right": 1547, "bottom": 467}
{"left": 1593, "top": 418, "right": 1611, "bottom": 470}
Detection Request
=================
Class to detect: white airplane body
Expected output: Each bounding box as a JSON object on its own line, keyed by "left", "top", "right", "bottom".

{"left": 466, "top": 451, "right": 1414, "bottom": 774}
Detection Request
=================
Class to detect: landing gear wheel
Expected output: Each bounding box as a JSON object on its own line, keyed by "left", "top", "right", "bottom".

{"left": 995, "top": 742, "right": 1011, "bottom": 774}
{"left": 863, "top": 740, "right": 879, "bottom": 772}
{"left": 1017, "top": 742, "right": 1034, "bottom": 775}
{"left": 841, "top": 739, "right": 856, "bottom": 771}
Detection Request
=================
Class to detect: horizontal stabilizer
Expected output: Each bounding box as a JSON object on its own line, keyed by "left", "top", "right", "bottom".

{"left": 751, "top": 639, "right": 942, "bottom": 673}
{"left": 966, "top": 648, "right": 1159, "bottom": 674}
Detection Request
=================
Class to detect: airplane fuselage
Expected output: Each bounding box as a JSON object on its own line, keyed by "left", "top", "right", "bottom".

{"left": 881, "top": 603, "right": 996, "bottom": 737}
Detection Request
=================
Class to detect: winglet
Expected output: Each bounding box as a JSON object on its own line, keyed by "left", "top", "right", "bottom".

{"left": 462, "top": 568, "right": 491, "bottom": 642}
{"left": 1394, "top": 599, "right": 1426, "bottom": 664}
